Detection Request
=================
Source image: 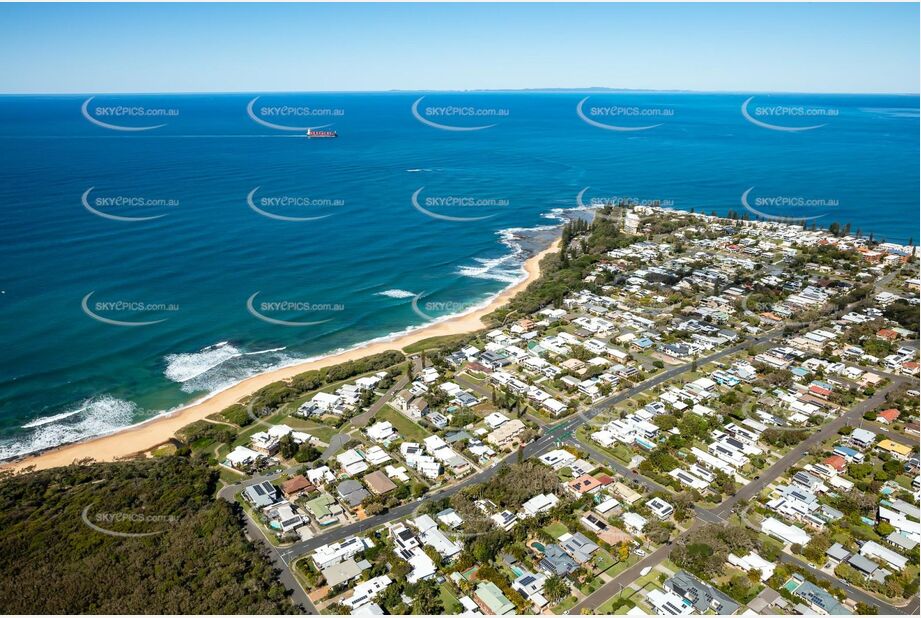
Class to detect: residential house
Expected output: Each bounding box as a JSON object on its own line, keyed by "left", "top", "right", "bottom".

{"left": 473, "top": 582, "right": 516, "bottom": 615}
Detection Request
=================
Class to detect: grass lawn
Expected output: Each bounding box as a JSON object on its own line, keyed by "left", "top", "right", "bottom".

{"left": 439, "top": 583, "right": 462, "bottom": 614}
{"left": 281, "top": 417, "right": 339, "bottom": 444}
{"left": 377, "top": 406, "right": 431, "bottom": 442}
{"left": 551, "top": 595, "right": 579, "bottom": 615}
{"left": 579, "top": 575, "right": 605, "bottom": 595}
{"left": 219, "top": 467, "right": 245, "bottom": 484}
{"left": 593, "top": 548, "right": 617, "bottom": 572}
{"left": 604, "top": 554, "right": 640, "bottom": 578}
{"left": 543, "top": 521, "right": 569, "bottom": 539}
{"left": 633, "top": 571, "right": 665, "bottom": 590}
{"left": 596, "top": 590, "right": 636, "bottom": 615}
{"left": 660, "top": 558, "right": 682, "bottom": 575}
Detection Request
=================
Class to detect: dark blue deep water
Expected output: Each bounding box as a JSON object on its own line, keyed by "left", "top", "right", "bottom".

{"left": 0, "top": 91, "right": 917, "bottom": 457}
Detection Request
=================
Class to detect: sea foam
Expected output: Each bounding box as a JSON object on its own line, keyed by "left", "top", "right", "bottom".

{"left": 376, "top": 289, "right": 417, "bottom": 299}
{"left": 1, "top": 396, "right": 137, "bottom": 460}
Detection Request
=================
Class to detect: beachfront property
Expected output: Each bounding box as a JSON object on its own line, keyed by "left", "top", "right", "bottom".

{"left": 204, "top": 207, "right": 918, "bottom": 616}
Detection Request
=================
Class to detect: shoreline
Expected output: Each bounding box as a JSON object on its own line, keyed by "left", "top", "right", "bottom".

{"left": 4, "top": 239, "right": 560, "bottom": 473}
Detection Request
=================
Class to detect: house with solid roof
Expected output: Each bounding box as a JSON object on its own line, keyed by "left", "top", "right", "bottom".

{"left": 877, "top": 439, "right": 912, "bottom": 460}
{"left": 665, "top": 570, "right": 740, "bottom": 615}
{"left": 322, "top": 557, "right": 363, "bottom": 588}
{"left": 539, "top": 544, "right": 578, "bottom": 576}
{"left": 559, "top": 532, "right": 599, "bottom": 564}
{"left": 849, "top": 428, "right": 876, "bottom": 449}
{"left": 511, "top": 571, "right": 548, "bottom": 609}
{"left": 473, "top": 581, "right": 515, "bottom": 615}
{"left": 243, "top": 480, "right": 281, "bottom": 509}
{"left": 363, "top": 470, "right": 397, "bottom": 495}
{"left": 337, "top": 479, "right": 370, "bottom": 508}
{"left": 567, "top": 474, "right": 602, "bottom": 495}
{"left": 822, "top": 455, "right": 847, "bottom": 474}
{"left": 876, "top": 408, "right": 900, "bottom": 424}
{"left": 280, "top": 475, "right": 315, "bottom": 499}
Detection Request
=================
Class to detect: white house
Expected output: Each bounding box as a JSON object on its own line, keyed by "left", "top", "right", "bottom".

{"left": 728, "top": 552, "right": 775, "bottom": 582}
{"left": 521, "top": 493, "right": 560, "bottom": 517}
{"left": 761, "top": 517, "right": 810, "bottom": 546}
{"left": 367, "top": 421, "right": 398, "bottom": 443}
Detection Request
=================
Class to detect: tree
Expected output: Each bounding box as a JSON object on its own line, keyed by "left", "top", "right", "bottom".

{"left": 544, "top": 575, "right": 570, "bottom": 603}
{"left": 364, "top": 502, "right": 386, "bottom": 516}
{"left": 645, "top": 520, "right": 674, "bottom": 545}
{"left": 855, "top": 602, "right": 879, "bottom": 615}
{"left": 803, "top": 533, "right": 832, "bottom": 564}
{"left": 294, "top": 443, "right": 321, "bottom": 463}
{"left": 277, "top": 434, "right": 298, "bottom": 459}
{"left": 410, "top": 579, "right": 443, "bottom": 614}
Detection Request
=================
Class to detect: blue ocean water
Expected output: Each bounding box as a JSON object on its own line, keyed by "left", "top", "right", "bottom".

{"left": 0, "top": 92, "right": 917, "bottom": 458}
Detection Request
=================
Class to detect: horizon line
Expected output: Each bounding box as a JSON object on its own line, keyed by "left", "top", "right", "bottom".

{"left": 2, "top": 87, "right": 919, "bottom": 97}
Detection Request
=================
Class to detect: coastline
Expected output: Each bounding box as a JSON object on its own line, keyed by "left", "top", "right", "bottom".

{"left": 4, "top": 239, "right": 560, "bottom": 474}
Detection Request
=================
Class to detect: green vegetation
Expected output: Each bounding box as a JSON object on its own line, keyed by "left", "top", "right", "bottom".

{"left": 542, "top": 521, "right": 569, "bottom": 539}
{"left": 489, "top": 215, "right": 638, "bottom": 322}
{"left": 217, "top": 403, "right": 253, "bottom": 427}
{"left": 883, "top": 299, "right": 919, "bottom": 334}
{"left": 376, "top": 405, "right": 431, "bottom": 442}
{"left": 0, "top": 458, "right": 297, "bottom": 613}
{"left": 227, "top": 349, "right": 404, "bottom": 421}
{"left": 671, "top": 524, "right": 759, "bottom": 579}
{"left": 403, "top": 334, "right": 476, "bottom": 355}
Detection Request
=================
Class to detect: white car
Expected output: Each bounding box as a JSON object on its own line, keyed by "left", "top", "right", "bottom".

{"left": 635, "top": 548, "right": 647, "bottom": 557}
{"left": 640, "top": 566, "right": 652, "bottom": 576}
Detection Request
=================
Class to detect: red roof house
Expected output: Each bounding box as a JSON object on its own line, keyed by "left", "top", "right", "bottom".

{"left": 877, "top": 408, "right": 900, "bottom": 424}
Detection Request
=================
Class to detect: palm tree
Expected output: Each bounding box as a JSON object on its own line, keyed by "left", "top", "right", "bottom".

{"left": 544, "top": 575, "right": 570, "bottom": 603}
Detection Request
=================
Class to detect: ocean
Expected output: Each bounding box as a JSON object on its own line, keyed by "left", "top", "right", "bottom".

{"left": 0, "top": 91, "right": 917, "bottom": 459}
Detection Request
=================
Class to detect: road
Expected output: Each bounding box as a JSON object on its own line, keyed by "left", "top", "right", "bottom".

{"left": 217, "top": 470, "right": 317, "bottom": 613}
{"left": 319, "top": 357, "right": 421, "bottom": 461}
{"left": 223, "top": 296, "right": 917, "bottom": 614}
{"left": 568, "top": 377, "right": 912, "bottom": 615}
{"left": 264, "top": 326, "right": 788, "bottom": 570}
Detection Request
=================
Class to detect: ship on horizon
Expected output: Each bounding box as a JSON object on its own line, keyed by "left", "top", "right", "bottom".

{"left": 305, "top": 128, "right": 337, "bottom": 138}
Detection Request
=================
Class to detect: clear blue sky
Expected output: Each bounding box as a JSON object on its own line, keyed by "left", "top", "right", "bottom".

{"left": 1, "top": 3, "right": 917, "bottom": 94}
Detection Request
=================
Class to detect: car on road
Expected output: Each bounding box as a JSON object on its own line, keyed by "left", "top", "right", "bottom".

{"left": 640, "top": 567, "right": 652, "bottom": 576}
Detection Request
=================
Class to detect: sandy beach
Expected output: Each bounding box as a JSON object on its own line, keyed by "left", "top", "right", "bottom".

{"left": 5, "top": 240, "right": 559, "bottom": 473}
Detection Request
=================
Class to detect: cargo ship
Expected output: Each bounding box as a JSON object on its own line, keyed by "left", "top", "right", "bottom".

{"left": 305, "top": 128, "right": 337, "bottom": 138}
